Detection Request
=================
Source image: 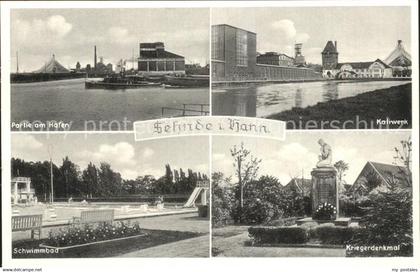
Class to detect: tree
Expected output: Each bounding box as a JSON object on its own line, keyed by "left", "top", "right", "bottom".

{"left": 98, "top": 163, "right": 122, "bottom": 196}
{"left": 230, "top": 142, "right": 262, "bottom": 209}
{"left": 234, "top": 175, "right": 287, "bottom": 224}
{"left": 393, "top": 137, "right": 412, "bottom": 173}
{"left": 82, "top": 163, "right": 99, "bottom": 197}
{"left": 211, "top": 172, "right": 235, "bottom": 227}
{"left": 334, "top": 160, "right": 349, "bottom": 183}
{"left": 350, "top": 187, "right": 412, "bottom": 256}
{"left": 60, "top": 156, "right": 81, "bottom": 198}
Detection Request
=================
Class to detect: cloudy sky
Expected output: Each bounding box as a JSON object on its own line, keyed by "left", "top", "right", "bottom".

{"left": 11, "top": 8, "right": 209, "bottom": 72}
{"left": 212, "top": 6, "right": 411, "bottom": 64}
{"left": 212, "top": 131, "right": 411, "bottom": 185}
{"left": 11, "top": 134, "right": 209, "bottom": 180}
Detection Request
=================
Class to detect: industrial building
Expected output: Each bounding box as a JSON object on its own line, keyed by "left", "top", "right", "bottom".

{"left": 211, "top": 24, "right": 320, "bottom": 82}
{"left": 138, "top": 42, "right": 185, "bottom": 75}
{"left": 321, "top": 40, "right": 406, "bottom": 79}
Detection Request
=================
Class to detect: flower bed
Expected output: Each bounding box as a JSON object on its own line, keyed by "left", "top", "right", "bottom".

{"left": 42, "top": 221, "right": 143, "bottom": 248}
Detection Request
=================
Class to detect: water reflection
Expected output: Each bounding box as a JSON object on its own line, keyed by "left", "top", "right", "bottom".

{"left": 294, "top": 88, "right": 303, "bottom": 108}
{"left": 212, "top": 81, "right": 409, "bottom": 117}
{"left": 322, "top": 82, "right": 339, "bottom": 101}
{"left": 212, "top": 88, "right": 256, "bottom": 117}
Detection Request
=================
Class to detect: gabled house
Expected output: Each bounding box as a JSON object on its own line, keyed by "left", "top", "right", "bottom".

{"left": 284, "top": 178, "right": 312, "bottom": 197}
{"left": 349, "top": 161, "right": 411, "bottom": 197}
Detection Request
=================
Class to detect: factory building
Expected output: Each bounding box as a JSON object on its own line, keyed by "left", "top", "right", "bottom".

{"left": 211, "top": 24, "right": 320, "bottom": 82}
{"left": 138, "top": 42, "right": 185, "bottom": 75}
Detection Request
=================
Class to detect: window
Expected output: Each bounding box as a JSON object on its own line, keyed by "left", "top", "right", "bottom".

{"left": 138, "top": 61, "right": 148, "bottom": 71}
{"left": 236, "top": 29, "right": 248, "bottom": 67}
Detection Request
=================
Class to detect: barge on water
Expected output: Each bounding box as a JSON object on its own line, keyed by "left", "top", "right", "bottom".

{"left": 164, "top": 75, "right": 209, "bottom": 88}
{"left": 85, "top": 75, "right": 161, "bottom": 90}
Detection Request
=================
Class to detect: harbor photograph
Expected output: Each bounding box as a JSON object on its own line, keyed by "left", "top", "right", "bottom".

{"left": 211, "top": 131, "right": 412, "bottom": 257}
{"left": 10, "top": 8, "right": 210, "bottom": 131}
{"left": 10, "top": 133, "right": 210, "bottom": 258}
{"left": 211, "top": 7, "right": 412, "bottom": 129}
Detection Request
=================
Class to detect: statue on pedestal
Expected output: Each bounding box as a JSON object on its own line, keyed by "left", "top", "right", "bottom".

{"left": 316, "top": 138, "right": 332, "bottom": 168}
{"left": 311, "top": 138, "right": 337, "bottom": 220}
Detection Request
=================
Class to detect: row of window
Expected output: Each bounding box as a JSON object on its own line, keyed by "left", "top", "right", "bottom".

{"left": 236, "top": 29, "right": 248, "bottom": 67}
{"left": 211, "top": 26, "right": 225, "bottom": 61}
{"left": 138, "top": 60, "right": 185, "bottom": 72}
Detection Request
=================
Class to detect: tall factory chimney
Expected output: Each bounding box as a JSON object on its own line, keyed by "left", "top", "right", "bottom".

{"left": 334, "top": 41, "right": 337, "bottom": 50}
{"left": 94, "top": 45, "right": 97, "bottom": 70}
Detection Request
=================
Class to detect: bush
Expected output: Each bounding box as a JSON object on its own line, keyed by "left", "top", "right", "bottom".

{"left": 248, "top": 226, "right": 308, "bottom": 244}
{"left": 263, "top": 217, "right": 300, "bottom": 227}
{"left": 233, "top": 176, "right": 288, "bottom": 224}
{"left": 310, "top": 225, "right": 359, "bottom": 245}
{"left": 348, "top": 188, "right": 413, "bottom": 257}
{"left": 211, "top": 173, "right": 235, "bottom": 227}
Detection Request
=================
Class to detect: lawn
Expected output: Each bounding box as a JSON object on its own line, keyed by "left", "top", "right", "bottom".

{"left": 267, "top": 83, "right": 412, "bottom": 129}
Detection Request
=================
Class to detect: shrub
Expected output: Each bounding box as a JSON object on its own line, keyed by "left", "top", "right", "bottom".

{"left": 248, "top": 226, "right": 309, "bottom": 244}
{"left": 263, "top": 217, "right": 299, "bottom": 227}
{"left": 233, "top": 176, "right": 288, "bottom": 224}
{"left": 310, "top": 225, "right": 359, "bottom": 245}
{"left": 211, "top": 173, "right": 235, "bottom": 227}
{"left": 348, "top": 188, "right": 413, "bottom": 257}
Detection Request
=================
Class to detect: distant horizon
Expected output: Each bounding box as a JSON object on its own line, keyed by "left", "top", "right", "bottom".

{"left": 212, "top": 6, "right": 411, "bottom": 64}
{"left": 11, "top": 155, "right": 207, "bottom": 181}
{"left": 11, "top": 134, "right": 209, "bottom": 180}
{"left": 11, "top": 9, "right": 210, "bottom": 72}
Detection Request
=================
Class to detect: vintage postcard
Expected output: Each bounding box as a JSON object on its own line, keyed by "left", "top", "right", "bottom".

{"left": 1, "top": 1, "right": 418, "bottom": 272}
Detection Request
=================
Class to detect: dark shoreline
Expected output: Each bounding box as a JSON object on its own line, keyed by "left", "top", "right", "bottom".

{"left": 267, "top": 83, "right": 412, "bottom": 129}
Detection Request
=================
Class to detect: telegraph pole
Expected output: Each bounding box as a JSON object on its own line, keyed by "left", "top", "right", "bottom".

{"left": 48, "top": 145, "right": 54, "bottom": 203}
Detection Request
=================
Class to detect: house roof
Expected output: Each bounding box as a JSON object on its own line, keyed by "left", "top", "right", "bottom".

{"left": 384, "top": 40, "right": 411, "bottom": 66}
{"left": 284, "top": 178, "right": 312, "bottom": 196}
{"left": 336, "top": 59, "right": 391, "bottom": 70}
{"left": 369, "top": 161, "right": 411, "bottom": 187}
{"left": 33, "top": 55, "right": 70, "bottom": 73}
{"left": 322, "top": 41, "right": 338, "bottom": 54}
{"left": 350, "top": 161, "right": 411, "bottom": 193}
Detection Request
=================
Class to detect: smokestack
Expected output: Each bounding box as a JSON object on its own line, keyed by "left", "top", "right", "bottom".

{"left": 94, "top": 46, "right": 97, "bottom": 70}
{"left": 334, "top": 41, "right": 337, "bottom": 50}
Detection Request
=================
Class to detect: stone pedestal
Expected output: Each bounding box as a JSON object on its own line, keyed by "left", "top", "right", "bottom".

{"left": 311, "top": 167, "right": 338, "bottom": 220}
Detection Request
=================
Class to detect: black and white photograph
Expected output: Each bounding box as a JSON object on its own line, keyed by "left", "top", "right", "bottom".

{"left": 211, "top": 7, "right": 412, "bottom": 129}
{"left": 1, "top": 1, "right": 419, "bottom": 272}
{"left": 10, "top": 8, "right": 210, "bottom": 131}
{"left": 211, "top": 131, "right": 412, "bottom": 257}
{"left": 10, "top": 134, "right": 210, "bottom": 258}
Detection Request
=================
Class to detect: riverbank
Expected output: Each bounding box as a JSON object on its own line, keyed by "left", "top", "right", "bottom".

{"left": 267, "top": 83, "right": 411, "bottom": 129}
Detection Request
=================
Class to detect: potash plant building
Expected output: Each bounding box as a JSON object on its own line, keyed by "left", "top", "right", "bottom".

{"left": 211, "top": 24, "right": 322, "bottom": 82}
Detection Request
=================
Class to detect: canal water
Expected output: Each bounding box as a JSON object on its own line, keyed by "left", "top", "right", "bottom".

{"left": 212, "top": 80, "right": 410, "bottom": 117}
{"left": 11, "top": 78, "right": 209, "bottom": 131}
